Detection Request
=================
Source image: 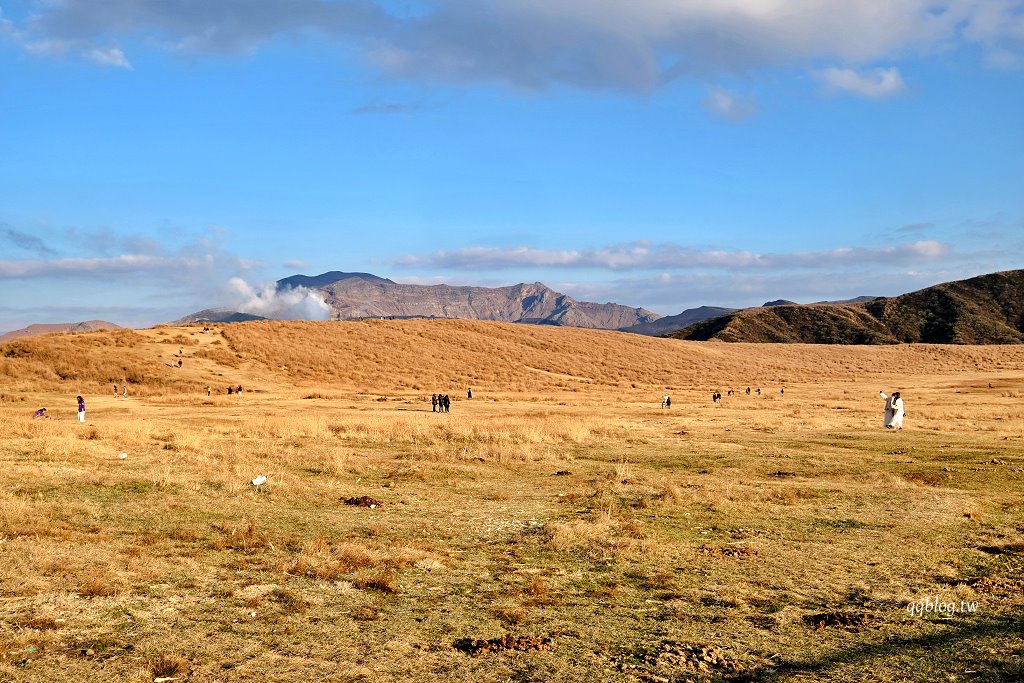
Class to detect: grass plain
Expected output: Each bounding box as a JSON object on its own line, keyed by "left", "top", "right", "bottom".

{"left": 1, "top": 319, "right": 1022, "bottom": 682}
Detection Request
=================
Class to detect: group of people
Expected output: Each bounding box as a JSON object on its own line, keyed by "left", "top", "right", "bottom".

{"left": 35, "top": 395, "right": 86, "bottom": 421}
{"left": 661, "top": 395, "right": 672, "bottom": 408}
{"left": 431, "top": 394, "right": 452, "bottom": 412}
{"left": 226, "top": 385, "right": 243, "bottom": 395}
{"left": 112, "top": 384, "right": 128, "bottom": 398}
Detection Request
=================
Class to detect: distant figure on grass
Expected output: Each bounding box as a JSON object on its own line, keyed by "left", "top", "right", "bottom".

{"left": 661, "top": 395, "right": 668, "bottom": 408}
{"left": 467, "top": 387, "right": 472, "bottom": 399}
{"left": 443, "top": 395, "right": 451, "bottom": 413}
{"left": 756, "top": 388, "right": 761, "bottom": 395}
{"left": 431, "top": 394, "right": 438, "bottom": 412}
{"left": 237, "top": 385, "right": 243, "bottom": 394}
{"left": 177, "top": 358, "right": 183, "bottom": 368}
{"left": 77, "top": 395, "right": 86, "bottom": 422}
{"left": 207, "top": 386, "right": 212, "bottom": 397}
{"left": 712, "top": 392, "right": 721, "bottom": 403}
{"left": 880, "top": 391, "right": 905, "bottom": 430}
{"left": 745, "top": 387, "right": 751, "bottom": 395}
{"left": 113, "top": 383, "right": 118, "bottom": 397}
{"left": 227, "top": 386, "right": 233, "bottom": 395}
{"left": 33, "top": 408, "right": 49, "bottom": 419}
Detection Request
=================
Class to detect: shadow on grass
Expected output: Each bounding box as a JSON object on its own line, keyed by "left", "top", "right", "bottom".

{"left": 742, "top": 614, "right": 1023, "bottom": 681}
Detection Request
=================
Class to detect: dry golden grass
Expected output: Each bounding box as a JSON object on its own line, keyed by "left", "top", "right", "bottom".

{"left": 1, "top": 320, "right": 1022, "bottom": 681}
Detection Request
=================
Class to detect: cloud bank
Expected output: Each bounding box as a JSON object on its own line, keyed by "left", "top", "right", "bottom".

{"left": 4, "top": 1, "right": 1022, "bottom": 93}
{"left": 397, "top": 240, "right": 950, "bottom": 271}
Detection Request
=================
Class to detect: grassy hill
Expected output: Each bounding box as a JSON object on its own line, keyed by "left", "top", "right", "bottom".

{"left": 2, "top": 319, "right": 1023, "bottom": 681}
{"left": 671, "top": 269, "right": 1024, "bottom": 344}
{"left": 5, "top": 318, "right": 1024, "bottom": 397}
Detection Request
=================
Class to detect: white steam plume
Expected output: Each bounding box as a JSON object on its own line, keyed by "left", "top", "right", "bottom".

{"left": 227, "top": 277, "right": 332, "bottom": 320}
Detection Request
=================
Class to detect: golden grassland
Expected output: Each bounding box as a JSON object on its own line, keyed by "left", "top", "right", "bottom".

{"left": 1, "top": 320, "right": 1022, "bottom": 682}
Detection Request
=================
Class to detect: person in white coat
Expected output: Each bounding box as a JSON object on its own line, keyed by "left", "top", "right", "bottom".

{"left": 880, "top": 391, "right": 904, "bottom": 429}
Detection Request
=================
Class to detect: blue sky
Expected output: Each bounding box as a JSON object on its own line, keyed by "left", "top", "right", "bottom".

{"left": 1, "top": 0, "right": 1023, "bottom": 331}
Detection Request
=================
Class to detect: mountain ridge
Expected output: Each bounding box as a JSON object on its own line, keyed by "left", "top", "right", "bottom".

{"left": 668, "top": 269, "right": 1024, "bottom": 344}
{"left": 0, "top": 320, "right": 122, "bottom": 343}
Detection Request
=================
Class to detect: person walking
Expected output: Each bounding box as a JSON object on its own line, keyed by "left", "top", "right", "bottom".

{"left": 880, "top": 391, "right": 905, "bottom": 429}
{"left": 77, "top": 395, "right": 86, "bottom": 422}
{"left": 467, "top": 387, "right": 472, "bottom": 399}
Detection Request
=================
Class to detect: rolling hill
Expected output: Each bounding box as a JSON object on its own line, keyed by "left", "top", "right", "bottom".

{"left": 0, "top": 320, "right": 121, "bottom": 343}
{"left": 669, "top": 269, "right": 1024, "bottom": 344}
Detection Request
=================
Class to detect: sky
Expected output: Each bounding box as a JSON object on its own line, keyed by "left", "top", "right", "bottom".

{"left": 1, "top": 0, "right": 1023, "bottom": 332}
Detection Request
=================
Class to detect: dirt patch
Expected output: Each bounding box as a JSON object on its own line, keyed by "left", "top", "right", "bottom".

{"left": 971, "top": 576, "right": 1024, "bottom": 595}
{"left": 342, "top": 496, "right": 383, "bottom": 508}
{"left": 802, "top": 611, "right": 875, "bottom": 630}
{"left": 452, "top": 634, "right": 555, "bottom": 657}
{"left": 617, "top": 641, "right": 765, "bottom": 680}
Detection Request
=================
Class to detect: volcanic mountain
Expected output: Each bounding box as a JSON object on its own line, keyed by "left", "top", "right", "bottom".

{"left": 177, "top": 272, "right": 660, "bottom": 330}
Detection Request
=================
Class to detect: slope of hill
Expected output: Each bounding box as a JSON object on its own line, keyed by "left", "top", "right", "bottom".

{"left": 670, "top": 269, "right": 1024, "bottom": 344}
{"left": 6, "top": 318, "right": 1024, "bottom": 396}
{"left": 622, "top": 306, "right": 738, "bottom": 336}
{"left": 171, "top": 308, "right": 267, "bottom": 325}
{"left": 0, "top": 320, "right": 121, "bottom": 343}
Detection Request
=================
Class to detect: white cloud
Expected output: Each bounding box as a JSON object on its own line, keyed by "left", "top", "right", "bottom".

{"left": 814, "top": 66, "right": 906, "bottom": 98}
{"left": 703, "top": 86, "right": 758, "bottom": 121}
{"left": 398, "top": 240, "right": 950, "bottom": 271}
{"left": 85, "top": 46, "right": 131, "bottom": 69}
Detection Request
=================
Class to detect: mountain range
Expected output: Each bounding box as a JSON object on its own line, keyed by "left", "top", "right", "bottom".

{"left": 177, "top": 272, "right": 662, "bottom": 331}
{"left": 0, "top": 320, "right": 121, "bottom": 344}
{"left": 6, "top": 269, "right": 1022, "bottom": 345}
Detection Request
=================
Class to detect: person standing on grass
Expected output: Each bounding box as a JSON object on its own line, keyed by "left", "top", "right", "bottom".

{"left": 467, "top": 387, "right": 472, "bottom": 399}
{"left": 666, "top": 396, "right": 671, "bottom": 408}
{"left": 880, "top": 391, "right": 905, "bottom": 430}
{"left": 122, "top": 384, "right": 128, "bottom": 398}
{"left": 77, "top": 395, "right": 86, "bottom": 422}
{"left": 113, "top": 383, "right": 118, "bottom": 397}
{"left": 431, "top": 394, "right": 438, "bottom": 412}
{"left": 443, "top": 394, "right": 451, "bottom": 413}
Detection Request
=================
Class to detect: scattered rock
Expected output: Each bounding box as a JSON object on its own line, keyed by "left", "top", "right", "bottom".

{"left": 342, "top": 496, "right": 383, "bottom": 508}
{"left": 615, "top": 640, "right": 765, "bottom": 680}
{"left": 453, "top": 634, "right": 555, "bottom": 657}
{"left": 699, "top": 544, "right": 755, "bottom": 559}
